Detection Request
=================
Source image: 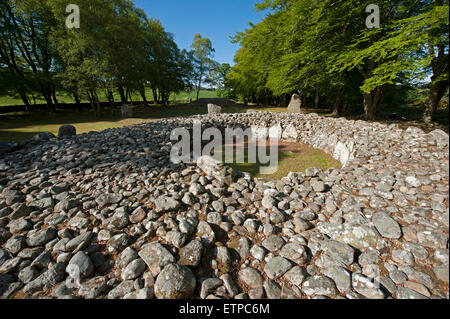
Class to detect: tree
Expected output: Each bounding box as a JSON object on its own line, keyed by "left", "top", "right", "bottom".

{"left": 335, "top": 0, "right": 448, "bottom": 122}
{"left": 0, "top": 0, "right": 58, "bottom": 111}
{"left": 190, "top": 33, "right": 215, "bottom": 101}
{"left": 230, "top": 0, "right": 448, "bottom": 120}
{"left": 207, "top": 63, "right": 232, "bottom": 98}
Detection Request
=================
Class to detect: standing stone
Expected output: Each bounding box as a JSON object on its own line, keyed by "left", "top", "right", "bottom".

{"left": 208, "top": 104, "right": 222, "bottom": 115}
{"left": 287, "top": 94, "right": 302, "bottom": 113}
{"left": 58, "top": 125, "right": 76, "bottom": 138}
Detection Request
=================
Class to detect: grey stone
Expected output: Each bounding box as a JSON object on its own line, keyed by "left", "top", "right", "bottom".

{"left": 95, "top": 193, "right": 123, "bottom": 208}
{"left": 352, "top": 273, "right": 385, "bottom": 299}
{"left": 107, "top": 280, "right": 135, "bottom": 299}
{"left": 220, "top": 273, "right": 239, "bottom": 297}
{"left": 301, "top": 276, "right": 338, "bottom": 297}
{"left": 18, "top": 266, "right": 39, "bottom": 284}
{"left": 65, "top": 231, "right": 93, "bottom": 252}
{"left": 279, "top": 243, "right": 308, "bottom": 264}
{"left": 121, "top": 259, "right": 146, "bottom": 280}
{"left": 154, "top": 263, "right": 196, "bottom": 299}
{"left": 8, "top": 218, "right": 32, "bottom": 234}
{"left": 392, "top": 249, "right": 415, "bottom": 266}
{"left": 287, "top": 94, "right": 302, "bottom": 113}
{"left": 58, "top": 125, "right": 76, "bottom": 138}
{"left": 262, "top": 236, "right": 285, "bottom": 252}
{"left": 138, "top": 242, "right": 175, "bottom": 276}
{"left": 322, "top": 240, "right": 355, "bottom": 265}
{"left": 396, "top": 287, "right": 429, "bottom": 299}
{"left": 264, "top": 256, "right": 293, "bottom": 280}
{"left": 78, "top": 276, "right": 108, "bottom": 299}
{"left": 283, "top": 266, "right": 307, "bottom": 287}
{"left": 197, "top": 156, "right": 235, "bottom": 185}
{"left": 26, "top": 228, "right": 56, "bottom": 247}
{"left": 264, "top": 280, "right": 281, "bottom": 299}
{"left": 372, "top": 212, "right": 402, "bottom": 239}
{"left": 10, "top": 203, "right": 32, "bottom": 220}
{"left": 5, "top": 235, "right": 26, "bottom": 255}
{"left": 179, "top": 240, "right": 203, "bottom": 266}
{"left": 67, "top": 251, "right": 94, "bottom": 279}
{"left": 123, "top": 288, "right": 153, "bottom": 299}
{"left": 154, "top": 196, "right": 181, "bottom": 213}
{"left": 23, "top": 263, "right": 66, "bottom": 294}
{"left": 250, "top": 245, "right": 266, "bottom": 261}
{"left": 200, "top": 278, "right": 223, "bottom": 299}
{"left": 238, "top": 267, "right": 264, "bottom": 288}
{"left": 322, "top": 266, "right": 352, "bottom": 293}
{"left": 208, "top": 104, "right": 222, "bottom": 115}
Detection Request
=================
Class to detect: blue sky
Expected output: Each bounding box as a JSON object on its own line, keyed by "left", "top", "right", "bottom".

{"left": 134, "top": 0, "right": 267, "bottom": 65}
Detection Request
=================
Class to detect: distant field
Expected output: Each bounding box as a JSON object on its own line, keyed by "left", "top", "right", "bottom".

{"left": 0, "top": 89, "right": 217, "bottom": 107}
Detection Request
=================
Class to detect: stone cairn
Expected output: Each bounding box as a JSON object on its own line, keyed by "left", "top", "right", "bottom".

{"left": 287, "top": 94, "right": 302, "bottom": 113}
{"left": 0, "top": 111, "right": 448, "bottom": 300}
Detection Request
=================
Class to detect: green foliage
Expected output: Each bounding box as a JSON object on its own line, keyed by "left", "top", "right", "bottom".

{"left": 189, "top": 34, "right": 216, "bottom": 100}
{"left": 335, "top": 1, "right": 449, "bottom": 94}
{"left": 228, "top": 0, "right": 449, "bottom": 120}
{"left": 1, "top": 0, "right": 194, "bottom": 112}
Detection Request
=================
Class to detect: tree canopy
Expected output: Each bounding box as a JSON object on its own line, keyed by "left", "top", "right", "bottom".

{"left": 0, "top": 0, "right": 195, "bottom": 114}
{"left": 228, "top": 0, "right": 449, "bottom": 121}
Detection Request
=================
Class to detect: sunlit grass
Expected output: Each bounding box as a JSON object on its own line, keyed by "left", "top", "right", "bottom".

{"left": 213, "top": 141, "right": 341, "bottom": 180}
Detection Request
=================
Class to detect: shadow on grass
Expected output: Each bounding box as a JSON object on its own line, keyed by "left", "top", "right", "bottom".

{"left": 0, "top": 100, "right": 252, "bottom": 141}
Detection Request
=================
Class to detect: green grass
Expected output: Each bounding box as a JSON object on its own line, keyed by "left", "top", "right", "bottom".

{"left": 0, "top": 89, "right": 217, "bottom": 107}
{"left": 0, "top": 102, "right": 250, "bottom": 142}
{"left": 214, "top": 142, "right": 341, "bottom": 180}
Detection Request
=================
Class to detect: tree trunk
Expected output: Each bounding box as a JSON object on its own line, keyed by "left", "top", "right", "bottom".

{"left": 19, "top": 92, "right": 31, "bottom": 111}
{"left": 86, "top": 89, "right": 95, "bottom": 111}
{"left": 423, "top": 79, "right": 448, "bottom": 123}
{"left": 152, "top": 88, "right": 158, "bottom": 104}
{"left": 423, "top": 40, "right": 448, "bottom": 123}
{"left": 331, "top": 90, "right": 342, "bottom": 117}
{"left": 139, "top": 82, "right": 147, "bottom": 105}
{"left": 118, "top": 85, "right": 127, "bottom": 104}
{"left": 40, "top": 83, "right": 55, "bottom": 112}
{"left": 92, "top": 88, "right": 101, "bottom": 118}
{"left": 363, "top": 85, "right": 385, "bottom": 120}
{"left": 315, "top": 90, "right": 320, "bottom": 108}
{"left": 51, "top": 87, "right": 59, "bottom": 109}
{"left": 73, "top": 92, "right": 82, "bottom": 112}
{"left": 106, "top": 87, "right": 115, "bottom": 109}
